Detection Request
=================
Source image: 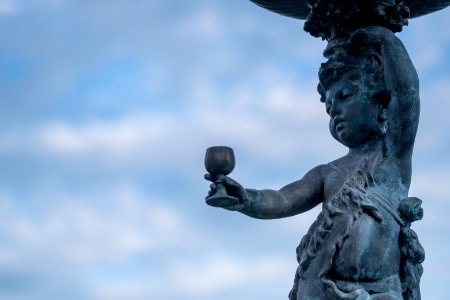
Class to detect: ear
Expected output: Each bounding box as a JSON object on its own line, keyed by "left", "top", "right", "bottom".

{"left": 367, "top": 53, "right": 383, "bottom": 70}
{"left": 378, "top": 109, "right": 388, "bottom": 134}
{"left": 378, "top": 108, "right": 388, "bottom": 122}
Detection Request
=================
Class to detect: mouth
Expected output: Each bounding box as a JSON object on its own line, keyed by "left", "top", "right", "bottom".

{"left": 334, "top": 118, "right": 345, "bottom": 132}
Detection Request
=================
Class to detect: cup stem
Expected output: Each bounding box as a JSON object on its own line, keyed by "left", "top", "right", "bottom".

{"left": 214, "top": 180, "right": 227, "bottom": 197}
{"left": 206, "top": 175, "right": 240, "bottom": 207}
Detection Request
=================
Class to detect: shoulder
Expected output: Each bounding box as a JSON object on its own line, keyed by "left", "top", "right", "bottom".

{"left": 311, "top": 163, "right": 330, "bottom": 175}
{"left": 306, "top": 162, "right": 339, "bottom": 180}
{"left": 301, "top": 156, "right": 351, "bottom": 184}
{"left": 325, "top": 156, "right": 349, "bottom": 172}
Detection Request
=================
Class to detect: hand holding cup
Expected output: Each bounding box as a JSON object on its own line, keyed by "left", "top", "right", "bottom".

{"left": 204, "top": 146, "right": 240, "bottom": 207}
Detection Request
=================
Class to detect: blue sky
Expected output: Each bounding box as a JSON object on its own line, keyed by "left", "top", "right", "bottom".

{"left": 0, "top": 1, "right": 450, "bottom": 299}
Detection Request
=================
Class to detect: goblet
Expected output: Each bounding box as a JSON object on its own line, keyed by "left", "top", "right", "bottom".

{"left": 204, "top": 146, "right": 240, "bottom": 207}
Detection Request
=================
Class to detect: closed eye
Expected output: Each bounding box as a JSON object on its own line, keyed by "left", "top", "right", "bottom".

{"left": 342, "top": 94, "right": 352, "bottom": 100}
{"left": 340, "top": 90, "right": 353, "bottom": 101}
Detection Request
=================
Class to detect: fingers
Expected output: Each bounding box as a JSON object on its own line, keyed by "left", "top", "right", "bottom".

{"left": 209, "top": 183, "right": 216, "bottom": 193}
{"left": 204, "top": 173, "right": 225, "bottom": 182}
{"left": 222, "top": 176, "right": 246, "bottom": 200}
{"left": 349, "top": 28, "right": 372, "bottom": 44}
{"left": 350, "top": 25, "right": 395, "bottom": 45}
{"left": 221, "top": 175, "right": 233, "bottom": 186}
{"left": 205, "top": 183, "right": 217, "bottom": 199}
{"left": 204, "top": 174, "right": 246, "bottom": 203}
{"left": 222, "top": 175, "right": 241, "bottom": 188}
{"left": 215, "top": 174, "right": 225, "bottom": 182}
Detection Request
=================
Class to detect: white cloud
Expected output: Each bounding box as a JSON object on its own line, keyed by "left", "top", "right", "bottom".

{"left": 0, "top": 186, "right": 199, "bottom": 267}
{"left": 0, "top": 0, "right": 16, "bottom": 14}
{"left": 0, "top": 184, "right": 298, "bottom": 300}
{"left": 0, "top": 69, "right": 339, "bottom": 173}
{"left": 410, "top": 170, "right": 450, "bottom": 199}
{"left": 0, "top": 0, "right": 69, "bottom": 15}
{"left": 262, "top": 83, "right": 324, "bottom": 121}
{"left": 170, "top": 254, "right": 292, "bottom": 296}
{"left": 401, "top": 12, "right": 450, "bottom": 73}
{"left": 36, "top": 117, "right": 175, "bottom": 157}
{"left": 183, "top": 8, "right": 225, "bottom": 38}
{"left": 89, "top": 253, "right": 293, "bottom": 300}
{"left": 1, "top": 1, "right": 450, "bottom": 299}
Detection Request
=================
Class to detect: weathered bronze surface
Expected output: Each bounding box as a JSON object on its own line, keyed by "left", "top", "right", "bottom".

{"left": 203, "top": 1, "right": 444, "bottom": 298}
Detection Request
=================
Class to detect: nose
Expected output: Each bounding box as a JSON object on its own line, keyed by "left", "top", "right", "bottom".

{"left": 329, "top": 99, "right": 341, "bottom": 117}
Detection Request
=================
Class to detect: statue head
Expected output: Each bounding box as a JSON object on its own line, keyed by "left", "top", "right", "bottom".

{"left": 318, "top": 43, "right": 391, "bottom": 148}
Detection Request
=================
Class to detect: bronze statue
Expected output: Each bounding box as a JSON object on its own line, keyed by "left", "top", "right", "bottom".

{"left": 204, "top": 1, "right": 450, "bottom": 298}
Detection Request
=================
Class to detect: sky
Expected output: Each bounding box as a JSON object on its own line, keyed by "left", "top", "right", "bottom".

{"left": 0, "top": 0, "right": 450, "bottom": 299}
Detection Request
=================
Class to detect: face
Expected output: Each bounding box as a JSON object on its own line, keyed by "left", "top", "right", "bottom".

{"left": 324, "top": 74, "right": 383, "bottom": 148}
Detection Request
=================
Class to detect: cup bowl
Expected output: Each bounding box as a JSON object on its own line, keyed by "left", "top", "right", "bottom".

{"left": 204, "top": 146, "right": 235, "bottom": 176}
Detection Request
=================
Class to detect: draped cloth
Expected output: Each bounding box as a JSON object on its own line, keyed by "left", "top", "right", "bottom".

{"left": 289, "top": 159, "right": 405, "bottom": 300}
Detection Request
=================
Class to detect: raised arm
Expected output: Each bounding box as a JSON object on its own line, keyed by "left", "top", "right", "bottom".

{"left": 352, "top": 26, "right": 420, "bottom": 160}
{"left": 206, "top": 164, "right": 325, "bottom": 219}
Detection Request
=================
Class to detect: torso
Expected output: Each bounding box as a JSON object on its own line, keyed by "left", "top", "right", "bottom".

{"left": 331, "top": 208, "right": 401, "bottom": 280}
{"left": 321, "top": 153, "right": 407, "bottom": 282}
{"left": 291, "top": 150, "right": 411, "bottom": 299}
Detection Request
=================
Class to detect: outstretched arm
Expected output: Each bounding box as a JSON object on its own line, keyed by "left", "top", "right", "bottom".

{"left": 206, "top": 164, "right": 325, "bottom": 219}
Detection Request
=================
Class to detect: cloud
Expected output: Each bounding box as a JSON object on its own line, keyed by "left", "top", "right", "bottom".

{"left": 0, "top": 182, "right": 298, "bottom": 300}
{"left": 0, "top": 0, "right": 16, "bottom": 15}
{"left": 36, "top": 118, "right": 175, "bottom": 158}
{"left": 169, "top": 254, "right": 292, "bottom": 297}
{"left": 0, "top": 185, "right": 199, "bottom": 267}
{"left": 410, "top": 170, "right": 450, "bottom": 199}
{"left": 1, "top": 1, "right": 450, "bottom": 299}
{"left": 0, "top": 66, "right": 339, "bottom": 174}
{"left": 88, "top": 253, "right": 293, "bottom": 300}
{"left": 400, "top": 12, "right": 450, "bottom": 75}
{"left": 0, "top": 184, "right": 211, "bottom": 299}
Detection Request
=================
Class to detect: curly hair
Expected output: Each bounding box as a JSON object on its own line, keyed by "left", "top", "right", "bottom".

{"left": 317, "top": 43, "right": 391, "bottom": 110}
{"left": 304, "top": 0, "right": 410, "bottom": 40}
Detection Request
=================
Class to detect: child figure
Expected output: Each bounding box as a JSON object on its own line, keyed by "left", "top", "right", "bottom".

{"left": 205, "top": 26, "right": 423, "bottom": 299}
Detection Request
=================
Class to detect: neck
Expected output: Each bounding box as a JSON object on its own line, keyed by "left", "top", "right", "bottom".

{"left": 348, "top": 138, "right": 383, "bottom": 158}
